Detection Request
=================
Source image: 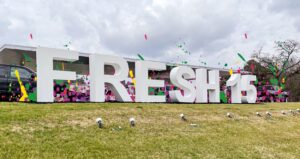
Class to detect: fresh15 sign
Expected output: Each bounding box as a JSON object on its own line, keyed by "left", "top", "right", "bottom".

{"left": 36, "top": 47, "right": 257, "bottom": 103}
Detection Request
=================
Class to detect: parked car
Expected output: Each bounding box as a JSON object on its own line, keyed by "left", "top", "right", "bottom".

{"left": 0, "top": 64, "right": 36, "bottom": 101}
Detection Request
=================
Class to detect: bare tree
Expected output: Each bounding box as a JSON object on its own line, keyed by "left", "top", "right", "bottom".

{"left": 251, "top": 40, "right": 300, "bottom": 86}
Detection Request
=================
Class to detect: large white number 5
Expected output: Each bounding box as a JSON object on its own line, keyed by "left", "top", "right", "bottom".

{"left": 226, "top": 74, "right": 257, "bottom": 104}
{"left": 241, "top": 75, "right": 257, "bottom": 103}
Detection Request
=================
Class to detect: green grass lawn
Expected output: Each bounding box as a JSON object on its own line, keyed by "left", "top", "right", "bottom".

{"left": 0, "top": 102, "right": 300, "bottom": 159}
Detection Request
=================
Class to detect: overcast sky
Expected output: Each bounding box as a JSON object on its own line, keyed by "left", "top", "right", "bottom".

{"left": 1, "top": 0, "right": 300, "bottom": 69}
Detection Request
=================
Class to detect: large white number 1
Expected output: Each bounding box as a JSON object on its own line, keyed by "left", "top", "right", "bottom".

{"left": 226, "top": 74, "right": 241, "bottom": 103}
{"left": 226, "top": 74, "right": 257, "bottom": 103}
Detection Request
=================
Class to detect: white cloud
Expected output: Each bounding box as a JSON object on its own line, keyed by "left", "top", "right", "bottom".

{"left": 0, "top": 0, "right": 300, "bottom": 69}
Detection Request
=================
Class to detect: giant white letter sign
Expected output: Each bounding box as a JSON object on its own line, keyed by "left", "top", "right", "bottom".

{"left": 89, "top": 54, "right": 132, "bottom": 102}
{"left": 135, "top": 61, "right": 166, "bottom": 102}
{"left": 36, "top": 47, "right": 79, "bottom": 102}
{"left": 195, "top": 69, "right": 220, "bottom": 103}
{"left": 241, "top": 75, "right": 257, "bottom": 103}
{"left": 226, "top": 74, "right": 257, "bottom": 104}
{"left": 226, "top": 74, "right": 241, "bottom": 103}
{"left": 169, "top": 66, "right": 196, "bottom": 103}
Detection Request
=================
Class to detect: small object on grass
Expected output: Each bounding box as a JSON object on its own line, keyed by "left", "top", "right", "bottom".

{"left": 180, "top": 113, "right": 187, "bottom": 121}
{"left": 266, "top": 111, "right": 272, "bottom": 117}
{"left": 129, "top": 117, "right": 135, "bottom": 127}
{"left": 290, "top": 109, "right": 295, "bottom": 115}
{"left": 227, "top": 112, "right": 233, "bottom": 118}
{"left": 190, "top": 124, "right": 198, "bottom": 127}
{"left": 112, "top": 126, "right": 122, "bottom": 131}
{"left": 96, "top": 117, "right": 103, "bottom": 128}
{"left": 256, "top": 112, "right": 261, "bottom": 117}
{"left": 281, "top": 110, "right": 286, "bottom": 115}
